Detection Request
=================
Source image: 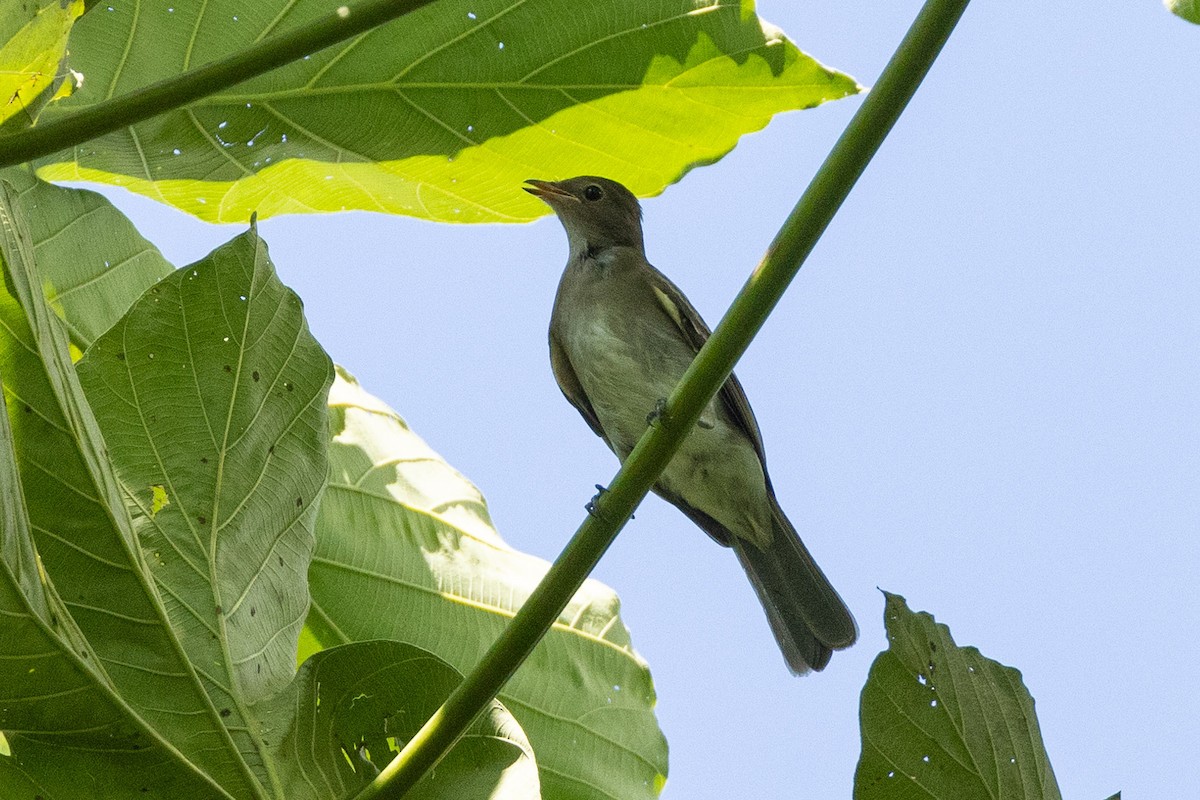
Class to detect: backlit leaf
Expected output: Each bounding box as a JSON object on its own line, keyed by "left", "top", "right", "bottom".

{"left": 37, "top": 0, "right": 859, "bottom": 222}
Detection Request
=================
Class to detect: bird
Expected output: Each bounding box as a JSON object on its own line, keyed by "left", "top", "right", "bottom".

{"left": 524, "top": 175, "right": 857, "bottom": 674}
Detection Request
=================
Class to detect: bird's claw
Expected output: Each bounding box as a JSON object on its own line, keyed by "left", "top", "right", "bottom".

{"left": 586, "top": 484, "right": 633, "bottom": 520}
{"left": 645, "top": 398, "right": 668, "bottom": 427}
{"left": 585, "top": 484, "right": 607, "bottom": 517}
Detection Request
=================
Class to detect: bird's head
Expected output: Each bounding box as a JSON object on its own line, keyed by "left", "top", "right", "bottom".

{"left": 524, "top": 176, "right": 644, "bottom": 257}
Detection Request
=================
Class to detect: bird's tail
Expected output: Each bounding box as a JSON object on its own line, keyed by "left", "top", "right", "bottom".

{"left": 731, "top": 499, "right": 857, "bottom": 673}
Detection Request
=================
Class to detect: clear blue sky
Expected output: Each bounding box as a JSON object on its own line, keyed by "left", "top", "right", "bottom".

{"left": 87, "top": 1, "right": 1199, "bottom": 797}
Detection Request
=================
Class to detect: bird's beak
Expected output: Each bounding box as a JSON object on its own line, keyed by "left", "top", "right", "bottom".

{"left": 523, "top": 179, "right": 577, "bottom": 204}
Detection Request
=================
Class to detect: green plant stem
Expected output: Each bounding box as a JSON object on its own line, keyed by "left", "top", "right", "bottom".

{"left": 0, "top": 0, "right": 437, "bottom": 169}
{"left": 359, "top": 0, "right": 971, "bottom": 796}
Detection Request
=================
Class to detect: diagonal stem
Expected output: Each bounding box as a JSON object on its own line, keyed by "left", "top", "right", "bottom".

{"left": 358, "top": 0, "right": 972, "bottom": 796}
{"left": 0, "top": 0, "right": 437, "bottom": 169}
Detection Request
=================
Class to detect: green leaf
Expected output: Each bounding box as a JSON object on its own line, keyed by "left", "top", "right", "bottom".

{"left": 0, "top": 340, "right": 223, "bottom": 799}
{"left": 76, "top": 224, "right": 335, "bottom": 722}
{"left": 0, "top": 180, "right": 250, "bottom": 796}
{"left": 37, "top": 0, "right": 860, "bottom": 222}
{"left": 0, "top": 0, "right": 84, "bottom": 129}
{"left": 0, "top": 734, "right": 231, "bottom": 800}
{"left": 855, "top": 593, "right": 1062, "bottom": 800}
{"left": 304, "top": 368, "right": 668, "bottom": 800}
{"left": 3, "top": 164, "right": 174, "bottom": 348}
{"left": 259, "top": 640, "right": 539, "bottom": 800}
{"left": 1166, "top": 0, "right": 1200, "bottom": 23}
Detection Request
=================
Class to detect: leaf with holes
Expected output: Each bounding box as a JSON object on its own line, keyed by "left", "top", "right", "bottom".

{"left": 855, "top": 593, "right": 1062, "bottom": 800}
{"left": 302, "top": 368, "right": 667, "bottom": 800}
{"left": 76, "top": 223, "right": 335, "bottom": 718}
{"left": 1, "top": 180, "right": 257, "bottom": 796}
{"left": 0, "top": 348, "right": 227, "bottom": 798}
{"left": 260, "top": 640, "right": 539, "bottom": 800}
{"left": 36, "top": 0, "right": 859, "bottom": 222}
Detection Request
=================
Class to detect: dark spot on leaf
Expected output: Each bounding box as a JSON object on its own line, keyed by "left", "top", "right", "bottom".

{"left": 250, "top": 606, "right": 256, "bottom": 617}
{"left": 220, "top": 708, "right": 231, "bottom": 718}
{"left": 22, "top": 403, "right": 31, "bottom": 413}
{"left": 296, "top": 496, "right": 303, "bottom": 507}
{"left": 268, "top": 445, "right": 274, "bottom": 454}
{"left": 278, "top": 556, "right": 284, "bottom": 566}
{"left": 284, "top": 381, "right": 293, "bottom": 391}
{"left": 257, "top": 664, "right": 262, "bottom": 673}
{"left": 201, "top": 457, "right": 208, "bottom": 464}
{"left": 117, "top": 352, "right": 126, "bottom": 361}
{"left": 215, "top": 605, "right": 223, "bottom": 615}
{"left": 224, "top": 365, "right": 232, "bottom": 373}
{"left": 198, "top": 515, "right": 206, "bottom": 524}
{"left": 252, "top": 370, "right": 260, "bottom": 382}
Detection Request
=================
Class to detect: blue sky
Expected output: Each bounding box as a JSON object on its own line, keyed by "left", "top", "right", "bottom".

{"left": 86, "top": 1, "right": 1199, "bottom": 797}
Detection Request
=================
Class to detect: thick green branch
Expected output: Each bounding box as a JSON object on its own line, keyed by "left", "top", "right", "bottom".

{"left": 359, "top": 0, "right": 972, "bottom": 796}
{"left": 0, "top": 0, "right": 437, "bottom": 169}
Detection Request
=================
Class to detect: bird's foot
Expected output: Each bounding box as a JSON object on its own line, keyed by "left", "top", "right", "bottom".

{"left": 586, "top": 484, "right": 633, "bottom": 520}
{"left": 645, "top": 398, "right": 669, "bottom": 427}
{"left": 585, "top": 484, "right": 607, "bottom": 517}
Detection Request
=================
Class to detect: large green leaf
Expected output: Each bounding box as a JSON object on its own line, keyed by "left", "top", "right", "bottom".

{"left": 0, "top": 357, "right": 224, "bottom": 798}
{"left": 304, "top": 368, "right": 667, "bottom": 800}
{"left": 37, "top": 0, "right": 859, "bottom": 222}
{"left": 0, "top": 0, "right": 84, "bottom": 129}
{"left": 76, "top": 224, "right": 334, "bottom": 726}
{"left": 0, "top": 180, "right": 255, "bottom": 796}
{"left": 855, "top": 593, "right": 1062, "bottom": 800}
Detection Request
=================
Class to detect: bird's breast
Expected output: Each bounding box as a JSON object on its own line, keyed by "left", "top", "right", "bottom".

{"left": 564, "top": 312, "right": 684, "bottom": 454}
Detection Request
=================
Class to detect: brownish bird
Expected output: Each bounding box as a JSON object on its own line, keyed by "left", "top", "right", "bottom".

{"left": 526, "top": 175, "right": 857, "bottom": 673}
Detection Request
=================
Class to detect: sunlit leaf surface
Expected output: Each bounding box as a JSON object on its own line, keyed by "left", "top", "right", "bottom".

{"left": 37, "top": 0, "right": 859, "bottom": 222}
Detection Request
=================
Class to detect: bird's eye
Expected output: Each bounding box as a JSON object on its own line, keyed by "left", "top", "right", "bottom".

{"left": 583, "top": 184, "right": 603, "bottom": 201}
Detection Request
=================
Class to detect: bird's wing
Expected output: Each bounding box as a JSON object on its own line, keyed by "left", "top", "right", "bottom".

{"left": 645, "top": 267, "right": 772, "bottom": 481}
{"left": 549, "top": 331, "right": 611, "bottom": 446}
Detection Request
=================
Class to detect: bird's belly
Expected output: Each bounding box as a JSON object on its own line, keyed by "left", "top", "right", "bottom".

{"left": 567, "top": 318, "right": 771, "bottom": 541}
